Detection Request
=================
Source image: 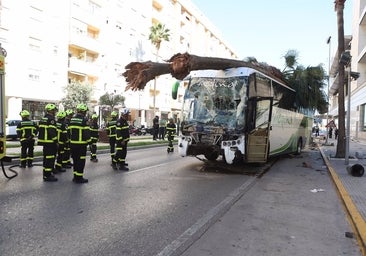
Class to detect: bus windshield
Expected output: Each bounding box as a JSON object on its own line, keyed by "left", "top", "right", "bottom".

{"left": 181, "top": 76, "right": 248, "bottom": 134}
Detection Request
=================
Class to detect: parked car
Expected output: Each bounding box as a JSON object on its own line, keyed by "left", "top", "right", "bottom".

{"left": 5, "top": 119, "right": 21, "bottom": 140}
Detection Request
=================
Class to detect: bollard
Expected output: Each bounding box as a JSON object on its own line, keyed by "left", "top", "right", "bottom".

{"left": 347, "top": 164, "right": 365, "bottom": 177}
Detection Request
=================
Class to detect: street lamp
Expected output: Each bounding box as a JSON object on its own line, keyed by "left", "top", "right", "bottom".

{"left": 339, "top": 50, "right": 360, "bottom": 165}
{"left": 326, "top": 36, "right": 331, "bottom": 146}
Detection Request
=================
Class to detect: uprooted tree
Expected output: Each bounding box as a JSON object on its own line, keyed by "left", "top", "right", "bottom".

{"left": 122, "top": 52, "right": 327, "bottom": 114}
{"left": 122, "top": 52, "right": 285, "bottom": 91}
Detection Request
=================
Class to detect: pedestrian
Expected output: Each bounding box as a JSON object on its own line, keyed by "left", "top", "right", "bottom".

{"left": 152, "top": 115, "right": 159, "bottom": 140}
{"left": 315, "top": 126, "right": 319, "bottom": 137}
{"left": 106, "top": 110, "right": 118, "bottom": 167}
{"left": 89, "top": 113, "right": 99, "bottom": 162}
{"left": 329, "top": 127, "right": 333, "bottom": 139}
{"left": 335, "top": 128, "right": 339, "bottom": 139}
{"left": 38, "top": 103, "right": 58, "bottom": 182}
{"left": 159, "top": 117, "right": 166, "bottom": 140}
{"left": 166, "top": 118, "right": 176, "bottom": 153}
{"left": 114, "top": 108, "right": 130, "bottom": 171}
{"left": 63, "top": 109, "right": 74, "bottom": 169}
{"left": 68, "top": 103, "right": 91, "bottom": 183}
{"left": 54, "top": 111, "right": 67, "bottom": 173}
{"left": 16, "top": 110, "right": 38, "bottom": 168}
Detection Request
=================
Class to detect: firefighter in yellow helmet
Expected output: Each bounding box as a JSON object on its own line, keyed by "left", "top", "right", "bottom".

{"left": 89, "top": 113, "right": 99, "bottom": 162}
{"left": 114, "top": 108, "right": 130, "bottom": 171}
{"left": 63, "top": 109, "right": 74, "bottom": 168}
{"left": 107, "top": 110, "right": 118, "bottom": 168}
{"left": 54, "top": 111, "right": 67, "bottom": 173}
{"left": 16, "top": 110, "right": 38, "bottom": 168}
{"left": 68, "top": 103, "right": 91, "bottom": 183}
{"left": 38, "top": 103, "right": 58, "bottom": 182}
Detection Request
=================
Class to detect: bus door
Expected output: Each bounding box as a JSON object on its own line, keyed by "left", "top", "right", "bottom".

{"left": 245, "top": 97, "right": 273, "bottom": 163}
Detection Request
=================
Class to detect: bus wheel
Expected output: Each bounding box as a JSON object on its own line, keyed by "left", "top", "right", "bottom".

{"left": 295, "top": 138, "right": 302, "bottom": 155}
{"left": 204, "top": 151, "right": 219, "bottom": 161}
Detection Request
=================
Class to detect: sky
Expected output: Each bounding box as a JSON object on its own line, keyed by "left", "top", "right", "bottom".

{"left": 191, "top": 0, "right": 353, "bottom": 71}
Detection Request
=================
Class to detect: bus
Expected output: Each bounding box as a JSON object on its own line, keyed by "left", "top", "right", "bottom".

{"left": 177, "top": 67, "right": 312, "bottom": 164}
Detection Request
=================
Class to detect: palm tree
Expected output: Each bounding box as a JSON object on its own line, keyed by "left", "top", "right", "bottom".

{"left": 334, "top": 0, "right": 346, "bottom": 158}
{"left": 148, "top": 22, "right": 170, "bottom": 114}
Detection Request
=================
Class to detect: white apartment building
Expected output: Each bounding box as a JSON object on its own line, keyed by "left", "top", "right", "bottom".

{"left": 329, "top": 1, "right": 366, "bottom": 140}
{"left": 0, "top": 0, "right": 237, "bottom": 127}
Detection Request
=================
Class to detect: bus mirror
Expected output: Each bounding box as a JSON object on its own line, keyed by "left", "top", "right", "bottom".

{"left": 172, "top": 81, "right": 179, "bottom": 100}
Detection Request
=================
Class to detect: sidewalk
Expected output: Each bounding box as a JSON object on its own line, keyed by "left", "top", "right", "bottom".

{"left": 319, "top": 137, "right": 366, "bottom": 254}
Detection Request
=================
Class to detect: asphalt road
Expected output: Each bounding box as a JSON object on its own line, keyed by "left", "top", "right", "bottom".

{"left": 0, "top": 146, "right": 260, "bottom": 256}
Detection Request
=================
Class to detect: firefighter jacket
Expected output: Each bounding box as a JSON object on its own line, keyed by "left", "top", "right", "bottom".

{"left": 106, "top": 118, "right": 117, "bottom": 138}
{"left": 56, "top": 120, "right": 68, "bottom": 146}
{"left": 90, "top": 120, "right": 99, "bottom": 143}
{"left": 116, "top": 118, "right": 130, "bottom": 142}
{"left": 16, "top": 119, "right": 38, "bottom": 142}
{"left": 166, "top": 122, "right": 176, "bottom": 136}
{"left": 38, "top": 114, "right": 58, "bottom": 145}
{"left": 68, "top": 114, "right": 91, "bottom": 145}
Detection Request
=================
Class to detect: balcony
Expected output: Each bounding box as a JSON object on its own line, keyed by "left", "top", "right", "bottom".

{"left": 69, "top": 32, "right": 100, "bottom": 54}
{"left": 68, "top": 57, "right": 100, "bottom": 78}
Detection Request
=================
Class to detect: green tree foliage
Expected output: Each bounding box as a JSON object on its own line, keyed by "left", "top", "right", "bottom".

{"left": 98, "top": 92, "right": 125, "bottom": 110}
{"left": 148, "top": 23, "right": 170, "bottom": 52}
{"left": 61, "top": 80, "right": 93, "bottom": 111}
{"left": 281, "top": 50, "right": 328, "bottom": 115}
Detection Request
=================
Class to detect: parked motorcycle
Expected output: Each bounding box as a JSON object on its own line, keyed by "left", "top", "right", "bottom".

{"left": 129, "top": 125, "right": 147, "bottom": 136}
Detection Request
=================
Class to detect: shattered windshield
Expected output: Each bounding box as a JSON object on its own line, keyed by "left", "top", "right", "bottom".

{"left": 182, "top": 76, "right": 248, "bottom": 131}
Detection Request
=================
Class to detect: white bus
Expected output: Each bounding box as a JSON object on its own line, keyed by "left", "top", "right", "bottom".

{"left": 177, "top": 67, "right": 312, "bottom": 164}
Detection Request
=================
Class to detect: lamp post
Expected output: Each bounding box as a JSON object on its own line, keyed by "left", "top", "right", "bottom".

{"left": 326, "top": 36, "right": 331, "bottom": 145}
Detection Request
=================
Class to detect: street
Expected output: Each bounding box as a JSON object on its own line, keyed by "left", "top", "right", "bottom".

{"left": 0, "top": 146, "right": 257, "bottom": 256}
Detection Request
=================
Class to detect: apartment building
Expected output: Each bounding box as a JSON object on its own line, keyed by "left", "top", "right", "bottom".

{"left": 329, "top": 1, "right": 366, "bottom": 140}
{"left": 0, "top": 0, "right": 237, "bottom": 127}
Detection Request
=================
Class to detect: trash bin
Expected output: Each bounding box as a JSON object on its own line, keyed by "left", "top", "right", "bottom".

{"left": 347, "top": 164, "right": 365, "bottom": 177}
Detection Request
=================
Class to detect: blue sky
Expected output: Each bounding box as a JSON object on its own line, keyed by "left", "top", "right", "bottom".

{"left": 192, "top": 0, "right": 353, "bottom": 71}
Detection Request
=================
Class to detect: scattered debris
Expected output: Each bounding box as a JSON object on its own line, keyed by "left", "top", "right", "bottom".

{"left": 310, "top": 189, "right": 325, "bottom": 193}
{"left": 345, "top": 232, "right": 354, "bottom": 238}
{"left": 302, "top": 162, "right": 313, "bottom": 168}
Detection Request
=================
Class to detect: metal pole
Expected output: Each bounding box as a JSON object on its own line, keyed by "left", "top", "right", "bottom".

{"left": 326, "top": 37, "right": 331, "bottom": 145}
{"left": 345, "top": 67, "right": 351, "bottom": 165}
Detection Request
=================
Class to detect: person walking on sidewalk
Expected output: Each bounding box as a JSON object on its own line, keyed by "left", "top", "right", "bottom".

{"left": 159, "top": 117, "right": 167, "bottom": 140}
{"left": 68, "top": 103, "right": 91, "bottom": 184}
{"left": 89, "top": 113, "right": 99, "bottom": 162}
{"left": 16, "top": 110, "right": 38, "bottom": 168}
{"left": 114, "top": 108, "right": 130, "bottom": 171}
{"left": 38, "top": 104, "right": 58, "bottom": 182}
{"left": 166, "top": 118, "right": 176, "bottom": 153}
{"left": 107, "top": 111, "right": 118, "bottom": 167}
{"left": 54, "top": 111, "right": 68, "bottom": 174}
{"left": 152, "top": 115, "right": 159, "bottom": 140}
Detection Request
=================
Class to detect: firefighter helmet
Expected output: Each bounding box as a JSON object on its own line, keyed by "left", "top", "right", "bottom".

{"left": 45, "top": 103, "right": 57, "bottom": 111}
{"left": 91, "top": 114, "right": 98, "bottom": 119}
{"left": 121, "top": 108, "right": 130, "bottom": 115}
{"left": 20, "top": 110, "right": 30, "bottom": 117}
{"left": 76, "top": 103, "right": 88, "bottom": 112}
{"left": 66, "top": 109, "right": 74, "bottom": 116}
{"left": 111, "top": 111, "right": 118, "bottom": 117}
{"left": 56, "top": 111, "right": 66, "bottom": 119}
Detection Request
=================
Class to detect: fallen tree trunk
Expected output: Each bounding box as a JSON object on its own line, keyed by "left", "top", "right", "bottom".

{"left": 122, "top": 52, "right": 285, "bottom": 91}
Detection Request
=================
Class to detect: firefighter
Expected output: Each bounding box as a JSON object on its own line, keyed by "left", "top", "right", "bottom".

{"left": 114, "top": 108, "right": 130, "bottom": 171}
{"left": 16, "top": 110, "right": 38, "bottom": 168}
{"left": 68, "top": 103, "right": 91, "bottom": 183}
{"left": 166, "top": 118, "right": 176, "bottom": 153}
{"left": 54, "top": 111, "right": 67, "bottom": 173}
{"left": 38, "top": 103, "right": 58, "bottom": 182}
{"left": 89, "top": 113, "right": 99, "bottom": 162}
{"left": 63, "top": 109, "right": 74, "bottom": 168}
{"left": 106, "top": 110, "right": 118, "bottom": 167}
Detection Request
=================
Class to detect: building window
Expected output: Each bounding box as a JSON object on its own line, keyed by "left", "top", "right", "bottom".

{"left": 361, "top": 104, "right": 366, "bottom": 131}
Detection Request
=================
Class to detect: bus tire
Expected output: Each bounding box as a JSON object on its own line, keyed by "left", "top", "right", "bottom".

{"left": 295, "top": 138, "right": 302, "bottom": 155}
{"left": 204, "top": 151, "right": 219, "bottom": 161}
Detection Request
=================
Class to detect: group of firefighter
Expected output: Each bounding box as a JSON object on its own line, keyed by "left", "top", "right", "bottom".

{"left": 15, "top": 104, "right": 176, "bottom": 183}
